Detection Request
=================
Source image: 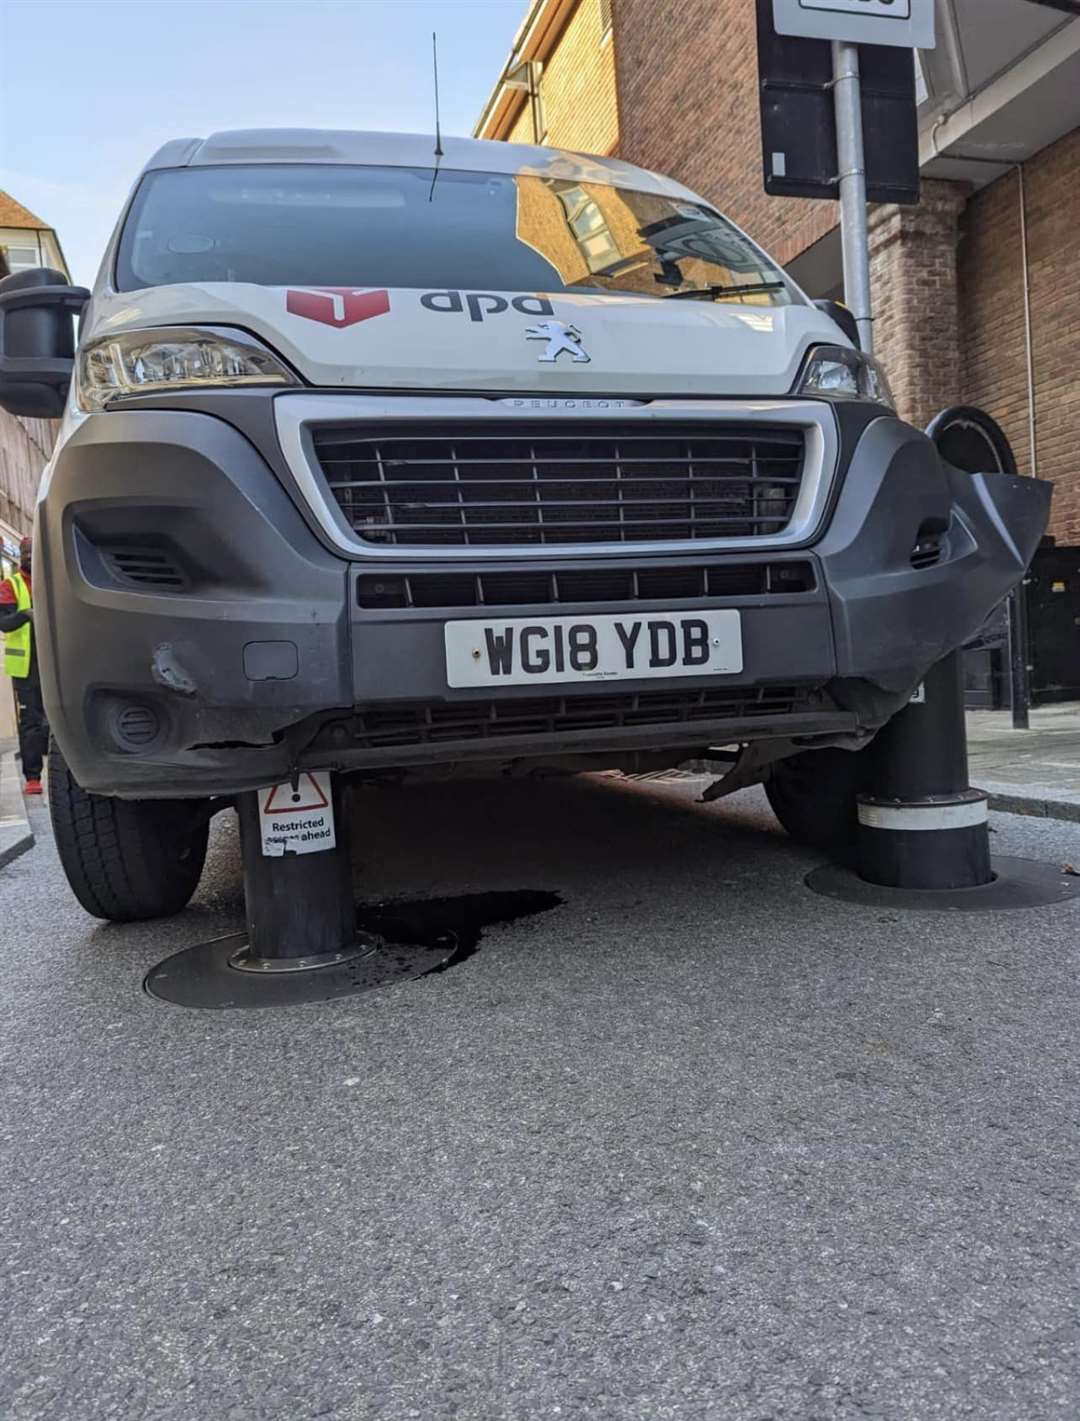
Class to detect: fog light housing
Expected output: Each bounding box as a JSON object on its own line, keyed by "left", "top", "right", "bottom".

{"left": 106, "top": 700, "right": 166, "bottom": 753}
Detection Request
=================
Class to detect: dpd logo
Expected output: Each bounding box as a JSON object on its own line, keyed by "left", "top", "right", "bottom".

{"left": 421, "top": 290, "right": 555, "bottom": 323}
{"left": 286, "top": 288, "right": 391, "bottom": 328}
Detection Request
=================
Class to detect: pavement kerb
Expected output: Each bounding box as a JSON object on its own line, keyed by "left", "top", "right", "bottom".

{"left": 0, "top": 750, "right": 34, "bottom": 870}
{"left": 977, "top": 780, "right": 1080, "bottom": 825}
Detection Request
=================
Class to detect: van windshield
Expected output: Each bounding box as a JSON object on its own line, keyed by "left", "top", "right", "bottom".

{"left": 116, "top": 164, "right": 798, "bottom": 306}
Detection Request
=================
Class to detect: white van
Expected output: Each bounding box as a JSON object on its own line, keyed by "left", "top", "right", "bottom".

{"left": 0, "top": 130, "right": 1047, "bottom": 918}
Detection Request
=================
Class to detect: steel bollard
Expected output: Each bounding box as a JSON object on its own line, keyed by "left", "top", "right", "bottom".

{"left": 856, "top": 651, "right": 993, "bottom": 891}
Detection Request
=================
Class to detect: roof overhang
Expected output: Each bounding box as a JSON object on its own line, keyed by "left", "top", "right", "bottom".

{"left": 919, "top": 1, "right": 1080, "bottom": 187}
{"left": 473, "top": 0, "right": 577, "bottom": 140}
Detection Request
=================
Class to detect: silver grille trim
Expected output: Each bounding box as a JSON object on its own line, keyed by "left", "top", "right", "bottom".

{"left": 274, "top": 394, "right": 839, "bottom": 561}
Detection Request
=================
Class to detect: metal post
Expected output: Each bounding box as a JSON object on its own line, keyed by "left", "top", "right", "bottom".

{"left": 1007, "top": 582, "right": 1032, "bottom": 730}
{"left": 856, "top": 652, "right": 993, "bottom": 891}
{"left": 142, "top": 774, "right": 461, "bottom": 1008}
{"left": 808, "top": 641, "right": 1080, "bottom": 909}
{"left": 232, "top": 780, "right": 359, "bottom": 970}
{"left": 832, "top": 40, "right": 873, "bottom": 353}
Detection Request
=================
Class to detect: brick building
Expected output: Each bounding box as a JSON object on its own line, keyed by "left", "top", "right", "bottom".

{"left": 0, "top": 193, "right": 68, "bottom": 740}
{"left": 475, "top": 0, "right": 1080, "bottom": 545}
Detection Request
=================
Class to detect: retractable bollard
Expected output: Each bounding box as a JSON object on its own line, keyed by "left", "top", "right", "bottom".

{"left": 230, "top": 780, "right": 363, "bottom": 972}
{"left": 144, "top": 774, "right": 457, "bottom": 1008}
{"left": 807, "top": 650, "right": 1079, "bottom": 912}
{"left": 856, "top": 652, "right": 992, "bottom": 891}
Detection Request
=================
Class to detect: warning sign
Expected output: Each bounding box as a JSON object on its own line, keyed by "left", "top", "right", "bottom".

{"left": 257, "top": 771, "right": 336, "bottom": 857}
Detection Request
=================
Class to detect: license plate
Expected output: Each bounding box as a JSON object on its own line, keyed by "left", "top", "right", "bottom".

{"left": 444, "top": 610, "right": 743, "bottom": 689}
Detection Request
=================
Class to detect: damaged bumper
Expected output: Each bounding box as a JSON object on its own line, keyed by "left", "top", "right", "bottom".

{"left": 35, "top": 402, "right": 1049, "bottom": 798}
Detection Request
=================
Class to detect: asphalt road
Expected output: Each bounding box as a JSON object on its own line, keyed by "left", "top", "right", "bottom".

{"left": 1, "top": 774, "right": 1078, "bottom": 1421}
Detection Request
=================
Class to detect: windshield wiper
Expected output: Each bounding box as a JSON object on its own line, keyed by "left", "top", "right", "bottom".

{"left": 662, "top": 282, "right": 788, "bottom": 301}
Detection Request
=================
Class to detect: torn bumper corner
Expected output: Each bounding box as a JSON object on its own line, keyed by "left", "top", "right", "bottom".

{"left": 815, "top": 417, "right": 1051, "bottom": 711}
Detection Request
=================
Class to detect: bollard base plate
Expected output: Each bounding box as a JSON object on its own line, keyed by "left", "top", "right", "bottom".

{"left": 145, "top": 929, "right": 456, "bottom": 1010}
{"left": 806, "top": 854, "right": 1080, "bottom": 912}
{"left": 228, "top": 937, "right": 379, "bottom": 975}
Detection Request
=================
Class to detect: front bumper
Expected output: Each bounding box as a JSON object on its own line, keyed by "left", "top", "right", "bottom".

{"left": 35, "top": 399, "right": 1050, "bottom": 798}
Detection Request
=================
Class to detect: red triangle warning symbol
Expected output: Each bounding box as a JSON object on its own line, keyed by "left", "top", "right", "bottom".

{"left": 262, "top": 773, "right": 330, "bottom": 815}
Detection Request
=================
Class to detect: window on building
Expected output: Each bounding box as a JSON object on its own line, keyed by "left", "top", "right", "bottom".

{"left": 1, "top": 245, "right": 39, "bottom": 273}
{"left": 599, "top": 0, "right": 613, "bottom": 41}
{"left": 555, "top": 185, "right": 621, "bottom": 272}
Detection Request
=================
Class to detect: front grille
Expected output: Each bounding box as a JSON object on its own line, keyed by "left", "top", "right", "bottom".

{"left": 345, "top": 685, "right": 813, "bottom": 750}
{"left": 314, "top": 421, "right": 806, "bottom": 548}
{"left": 356, "top": 561, "right": 816, "bottom": 609}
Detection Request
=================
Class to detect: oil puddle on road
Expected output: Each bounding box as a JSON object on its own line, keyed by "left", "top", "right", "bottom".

{"left": 357, "top": 889, "right": 563, "bottom": 974}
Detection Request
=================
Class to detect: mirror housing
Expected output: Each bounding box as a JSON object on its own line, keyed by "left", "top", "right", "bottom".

{"left": 814, "top": 299, "right": 861, "bottom": 350}
{"left": 0, "top": 267, "right": 90, "bottom": 418}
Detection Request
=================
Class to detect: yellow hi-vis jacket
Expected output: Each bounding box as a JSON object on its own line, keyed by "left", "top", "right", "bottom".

{"left": 2, "top": 570, "right": 32, "bottom": 679}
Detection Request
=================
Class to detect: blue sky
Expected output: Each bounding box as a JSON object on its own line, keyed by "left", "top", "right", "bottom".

{"left": 0, "top": 0, "right": 525, "bottom": 284}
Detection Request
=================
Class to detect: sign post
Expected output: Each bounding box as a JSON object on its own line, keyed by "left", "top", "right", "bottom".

{"left": 767, "top": 0, "right": 935, "bottom": 345}
{"left": 831, "top": 39, "right": 874, "bottom": 351}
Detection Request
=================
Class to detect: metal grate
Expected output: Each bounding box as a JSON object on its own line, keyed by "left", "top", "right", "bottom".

{"left": 356, "top": 561, "right": 816, "bottom": 609}
{"left": 346, "top": 685, "right": 811, "bottom": 749}
{"left": 314, "top": 421, "right": 806, "bottom": 548}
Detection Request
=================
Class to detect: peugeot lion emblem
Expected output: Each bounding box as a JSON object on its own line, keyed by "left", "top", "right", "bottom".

{"left": 525, "top": 320, "right": 590, "bottom": 364}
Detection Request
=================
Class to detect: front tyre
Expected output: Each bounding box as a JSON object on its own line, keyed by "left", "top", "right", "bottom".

{"left": 765, "top": 748, "right": 859, "bottom": 857}
{"left": 48, "top": 741, "right": 210, "bottom": 921}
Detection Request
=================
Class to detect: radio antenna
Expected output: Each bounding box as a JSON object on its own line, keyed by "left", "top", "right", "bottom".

{"left": 432, "top": 32, "right": 444, "bottom": 159}
{"left": 429, "top": 31, "right": 444, "bottom": 202}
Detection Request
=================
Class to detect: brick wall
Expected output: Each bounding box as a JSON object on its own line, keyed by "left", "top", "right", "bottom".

{"left": 507, "top": 0, "right": 619, "bottom": 154}
{"left": 958, "top": 170, "right": 1029, "bottom": 473}
{"left": 0, "top": 411, "right": 54, "bottom": 538}
{"left": 870, "top": 180, "right": 967, "bottom": 430}
{"left": 612, "top": 0, "right": 836, "bottom": 265}
{"left": 959, "top": 127, "right": 1080, "bottom": 545}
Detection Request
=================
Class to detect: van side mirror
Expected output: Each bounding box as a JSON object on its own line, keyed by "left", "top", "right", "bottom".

{"left": 0, "top": 267, "right": 90, "bottom": 418}
{"left": 814, "top": 299, "right": 861, "bottom": 350}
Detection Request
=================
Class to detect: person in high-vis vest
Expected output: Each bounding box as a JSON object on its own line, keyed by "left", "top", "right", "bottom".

{"left": 0, "top": 536, "right": 48, "bottom": 795}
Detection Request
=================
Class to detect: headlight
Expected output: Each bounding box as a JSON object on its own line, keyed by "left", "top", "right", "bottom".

{"left": 794, "top": 344, "right": 894, "bottom": 409}
{"left": 76, "top": 326, "right": 299, "bottom": 410}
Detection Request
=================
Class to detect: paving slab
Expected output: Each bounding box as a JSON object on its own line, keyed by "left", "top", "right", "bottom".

{"left": 967, "top": 703, "right": 1080, "bottom": 821}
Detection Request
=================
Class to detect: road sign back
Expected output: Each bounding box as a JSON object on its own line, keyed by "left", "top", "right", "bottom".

{"left": 757, "top": 1, "right": 921, "bottom": 205}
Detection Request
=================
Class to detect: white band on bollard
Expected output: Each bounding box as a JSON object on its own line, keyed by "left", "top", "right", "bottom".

{"left": 858, "top": 799, "right": 989, "bottom": 832}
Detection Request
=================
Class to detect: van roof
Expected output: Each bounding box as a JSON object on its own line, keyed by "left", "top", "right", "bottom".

{"left": 142, "top": 129, "right": 702, "bottom": 203}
